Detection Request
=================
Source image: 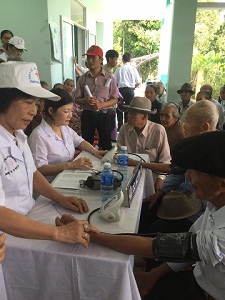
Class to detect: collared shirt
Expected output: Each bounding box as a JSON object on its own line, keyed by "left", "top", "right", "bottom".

{"left": 156, "top": 92, "right": 167, "bottom": 104}
{"left": 74, "top": 68, "right": 118, "bottom": 111}
{"left": 168, "top": 203, "right": 225, "bottom": 300}
{"left": 0, "top": 126, "right": 36, "bottom": 215}
{"left": 28, "top": 119, "right": 84, "bottom": 182}
{"left": 117, "top": 120, "right": 171, "bottom": 163}
{"left": 114, "top": 62, "right": 141, "bottom": 88}
{"left": 178, "top": 100, "right": 194, "bottom": 121}
{"left": 102, "top": 64, "right": 113, "bottom": 75}
{"left": 117, "top": 120, "right": 171, "bottom": 180}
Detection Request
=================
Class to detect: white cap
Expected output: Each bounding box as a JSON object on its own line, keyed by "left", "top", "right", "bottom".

{"left": 121, "top": 146, "right": 127, "bottom": 150}
{"left": 9, "top": 36, "right": 27, "bottom": 51}
{"left": 0, "top": 62, "right": 60, "bottom": 101}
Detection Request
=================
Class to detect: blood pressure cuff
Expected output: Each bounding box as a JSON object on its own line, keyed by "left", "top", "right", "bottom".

{"left": 152, "top": 232, "right": 200, "bottom": 263}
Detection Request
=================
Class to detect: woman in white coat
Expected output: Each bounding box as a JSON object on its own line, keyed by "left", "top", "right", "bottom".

{"left": 0, "top": 61, "right": 98, "bottom": 250}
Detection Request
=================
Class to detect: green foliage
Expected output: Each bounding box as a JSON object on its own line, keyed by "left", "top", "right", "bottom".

{"left": 113, "top": 20, "right": 161, "bottom": 81}
{"left": 192, "top": 9, "right": 225, "bottom": 97}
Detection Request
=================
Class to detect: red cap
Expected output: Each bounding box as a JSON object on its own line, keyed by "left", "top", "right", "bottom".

{"left": 83, "top": 45, "right": 103, "bottom": 58}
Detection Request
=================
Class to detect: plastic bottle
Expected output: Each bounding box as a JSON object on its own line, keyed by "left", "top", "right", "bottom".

{"left": 117, "top": 146, "right": 128, "bottom": 181}
{"left": 100, "top": 162, "right": 114, "bottom": 202}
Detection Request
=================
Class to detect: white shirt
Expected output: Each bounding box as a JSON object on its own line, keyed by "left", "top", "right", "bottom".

{"left": 156, "top": 92, "right": 167, "bottom": 104}
{"left": 114, "top": 62, "right": 141, "bottom": 88}
{"left": 0, "top": 126, "right": 36, "bottom": 215}
{"left": 168, "top": 203, "right": 225, "bottom": 300}
{"left": 28, "top": 119, "right": 84, "bottom": 182}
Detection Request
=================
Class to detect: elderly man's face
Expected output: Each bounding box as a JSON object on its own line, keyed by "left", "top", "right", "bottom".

{"left": 183, "top": 119, "right": 202, "bottom": 137}
{"left": 127, "top": 110, "right": 147, "bottom": 128}
{"left": 179, "top": 90, "right": 192, "bottom": 105}
{"left": 186, "top": 169, "right": 222, "bottom": 201}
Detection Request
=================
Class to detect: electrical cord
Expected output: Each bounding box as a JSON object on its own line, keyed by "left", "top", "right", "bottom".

{"left": 87, "top": 207, "right": 100, "bottom": 223}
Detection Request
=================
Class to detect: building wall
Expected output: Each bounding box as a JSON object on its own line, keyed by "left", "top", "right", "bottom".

{"left": 0, "top": 0, "right": 73, "bottom": 87}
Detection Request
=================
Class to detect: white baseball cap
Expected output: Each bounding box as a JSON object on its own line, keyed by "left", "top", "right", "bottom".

{"left": 0, "top": 62, "right": 60, "bottom": 101}
{"left": 9, "top": 36, "right": 27, "bottom": 51}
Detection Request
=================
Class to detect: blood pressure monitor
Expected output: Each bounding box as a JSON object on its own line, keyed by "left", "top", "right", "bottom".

{"left": 99, "top": 191, "right": 124, "bottom": 222}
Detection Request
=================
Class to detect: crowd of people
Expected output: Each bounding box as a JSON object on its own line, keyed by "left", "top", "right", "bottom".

{"left": 0, "top": 28, "right": 225, "bottom": 300}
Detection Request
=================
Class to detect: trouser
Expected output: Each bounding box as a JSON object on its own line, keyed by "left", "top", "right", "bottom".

{"left": 117, "top": 87, "right": 135, "bottom": 129}
{"left": 81, "top": 110, "right": 112, "bottom": 150}
{"left": 143, "top": 270, "right": 206, "bottom": 300}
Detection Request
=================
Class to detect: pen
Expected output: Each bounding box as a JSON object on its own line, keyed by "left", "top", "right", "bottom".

{"left": 53, "top": 202, "right": 64, "bottom": 216}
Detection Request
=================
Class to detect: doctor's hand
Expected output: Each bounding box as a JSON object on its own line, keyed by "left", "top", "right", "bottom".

{"left": 0, "top": 233, "right": 6, "bottom": 263}
{"left": 69, "top": 157, "right": 93, "bottom": 170}
{"left": 55, "top": 219, "right": 99, "bottom": 248}
{"left": 92, "top": 149, "right": 107, "bottom": 159}
{"left": 57, "top": 195, "right": 89, "bottom": 214}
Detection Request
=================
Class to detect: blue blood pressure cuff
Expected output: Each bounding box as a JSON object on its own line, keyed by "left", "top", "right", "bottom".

{"left": 152, "top": 232, "right": 200, "bottom": 263}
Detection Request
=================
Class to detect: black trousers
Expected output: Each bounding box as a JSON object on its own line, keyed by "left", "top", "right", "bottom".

{"left": 117, "top": 87, "right": 135, "bottom": 129}
{"left": 81, "top": 110, "right": 112, "bottom": 150}
{"left": 143, "top": 270, "right": 206, "bottom": 300}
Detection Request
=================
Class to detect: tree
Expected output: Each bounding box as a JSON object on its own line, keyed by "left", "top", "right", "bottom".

{"left": 191, "top": 8, "right": 225, "bottom": 97}
{"left": 113, "top": 20, "right": 161, "bottom": 81}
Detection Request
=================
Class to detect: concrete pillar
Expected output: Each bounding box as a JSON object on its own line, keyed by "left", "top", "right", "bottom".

{"left": 166, "top": 0, "right": 197, "bottom": 102}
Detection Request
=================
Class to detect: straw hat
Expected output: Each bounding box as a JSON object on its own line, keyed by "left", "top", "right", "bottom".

{"left": 157, "top": 191, "right": 201, "bottom": 220}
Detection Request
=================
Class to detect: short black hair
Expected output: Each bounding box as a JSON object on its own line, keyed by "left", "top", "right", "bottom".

{"left": 0, "top": 88, "right": 36, "bottom": 113}
{"left": 1, "top": 30, "right": 13, "bottom": 38}
{"left": 105, "top": 50, "right": 119, "bottom": 62}
{"left": 122, "top": 52, "right": 131, "bottom": 62}
{"left": 44, "top": 88, "right": 73, "bottom": 122}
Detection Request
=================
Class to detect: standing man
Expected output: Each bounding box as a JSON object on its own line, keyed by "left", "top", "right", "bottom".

{"left": 75, "top": 45, "right": 118, "bottom": 150}
{"left": 103, "top": 49, "right": 119, "bottom": 142}
{"left": 177, "top": 83, "right": 194, "bottom": 121}
{"left": 114, "top": 52, "right": 141, "bottom": 130}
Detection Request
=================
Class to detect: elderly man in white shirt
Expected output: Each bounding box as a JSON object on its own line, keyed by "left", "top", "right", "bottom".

{"left": 87, "top": 131, "right": 225, "bottom": 300}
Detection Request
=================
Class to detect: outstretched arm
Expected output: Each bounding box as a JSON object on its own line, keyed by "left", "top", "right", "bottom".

{"left": 90, "top": 232, "right": 154, "bottom": 257}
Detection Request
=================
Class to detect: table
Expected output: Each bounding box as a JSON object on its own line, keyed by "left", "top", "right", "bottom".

{"left": 2, "top": 152, "right": 155, "bottom": 300}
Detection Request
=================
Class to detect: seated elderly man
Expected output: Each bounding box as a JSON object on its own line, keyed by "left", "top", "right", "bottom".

{"left": 156, "top": 81, "right": 167, "bottom": 104}
{"left": 136, "top": 100, "right": 218, "bottom": 235}
{"left": 84, "top": 131, "right": 225, "bottom": 300}
{"left": 177, "top": 83, "right": 194, "bottom": 121}
{"left": 200, "top": 83, "right": 224, "bottom": 130}
{"left": 160, "top": 102, "right": 186, "bottom": 150}
{"left": 117, "top": 96, "right": 171, "bottom": 192}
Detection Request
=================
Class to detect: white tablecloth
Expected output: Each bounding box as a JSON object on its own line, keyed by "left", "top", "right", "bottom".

{"left": 2, "top": 152, "right": 155, "bottom": 300}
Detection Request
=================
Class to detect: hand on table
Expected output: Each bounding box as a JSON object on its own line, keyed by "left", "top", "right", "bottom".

{"left": 55, "top": 218, "right": 100, "bottom": 248}
{"left": 92, "top": 149, "right": 107, "bottom": 159}
{"left": 0, "top": 233, "right": 6, "bottom": 263}
{"left": 57, "top": 195, "right": 89, "bottom": 214}
{"left": 70, "top": 157, "right": 93, "bottom": 170}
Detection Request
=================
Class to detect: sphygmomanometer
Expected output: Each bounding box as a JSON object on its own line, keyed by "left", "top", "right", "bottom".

{"left": 115, "top": 231, "right": 200, "bottom": 263}
{"left": 87, "top": 190, "right": 124, "bottom": 223}
{"left": 99, "top": 190, "right": 124, "bottom": 222}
